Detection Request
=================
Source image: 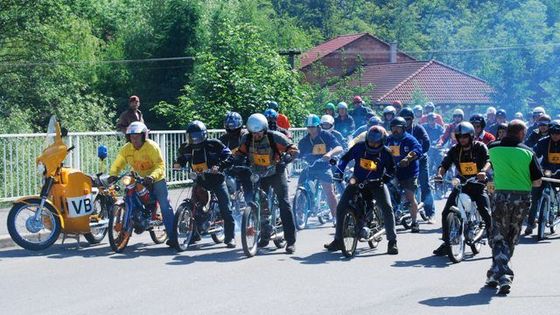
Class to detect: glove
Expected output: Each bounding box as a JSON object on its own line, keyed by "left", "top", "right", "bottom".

{"left": 281, "top": 153, "right": 293, "bottom": 164}
{"left": 398, "top": 158, "right": 410, "bottom": 168}
{"left": 144, "top": 176, "right": 154, "bottom": 187}
{"left": 107, "top": 176, "right": 118, "bottom": 184}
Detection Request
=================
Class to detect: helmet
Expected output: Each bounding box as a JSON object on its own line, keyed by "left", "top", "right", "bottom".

{"left": 367, "top": 115, "right": 381, "bottom": 128}
{"left": 399, "top": 107, "right": 414, "bottom": 119}
{"left": 486, "top": 106, "right": 497, "bottom": 115}
{"left": 454, "top": 122, "right": 475, "bottom": 141}
{"left": 533, "top": 106, "right": 546, "bottom": 116}
{"left": 452, "top": 108, "right": 464, "bottom": 119}
{"left": 305, "top": 114, "right": 321, "bottom": 127}
{"left": 264, "top": 108, "right": 279, "bottom": 121}
{"left": 324, "top": 103, "right": 335, "bottom": 111}
{"left": 337, "top": 102, "right": 348, "bottom": 110}
{"left": 266, "top": 101, "right": 279, "bottom": 111}
{"left": 365, "top": 126, "right": 387, "bottom": 154}
{"left": 426, "top": 113, "right": 437, "bottom": 122}
{"left": 186, "top": 120, "right": 208, "bottom": 145}
{"left": 320, "top": 115, "right": 335, "bottom": 130}
{"left": 224, "top": 111, "right": 243, "bottom": 131}
{"left": 424, "top": 102, "right": 435, "bottom": 113}
{"left": 537, "top": 114, "right": 551, "bottom": 126}
{"left": 469, "top": 114, "right": 486, "bottom": 129}
{"left": 497, "top": 122, "right": 508, "bottom": 132}
{"left": 126, "top": 121, "right": 149, "bottom": 141}
{"left": 514, "top": 112, "right": 524, "bottom": 120}
{"left": 247, "top": 113, "right": 268, "bottom": 133}
{"left": 413, "top": 105, "right": 423, "bottom": 113}
{"left": 353, "top": 96, "right": 363, "bottom": 104}
{"left": 496, "top": 109, "right": 507, "bottom": 118}
{"left": 383, "top": 105, "right": 396, "bottom": 115}
{"left": 390, "top": 117, "right": 407, "bottom": 129}
{"left": 392, "top": 100, "right": 403, "bottom": 107}
{"left": 549, "top": 120, "right": 560, "bottom": 134}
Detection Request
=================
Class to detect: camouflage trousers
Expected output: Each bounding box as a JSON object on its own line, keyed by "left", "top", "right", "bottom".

{"left": 488, "top": 191, "right": 531, "bottom": 280}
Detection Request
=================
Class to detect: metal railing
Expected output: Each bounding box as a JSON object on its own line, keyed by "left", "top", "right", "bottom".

{"left": 0, "top": 128, "right": 307, "bottom": 201}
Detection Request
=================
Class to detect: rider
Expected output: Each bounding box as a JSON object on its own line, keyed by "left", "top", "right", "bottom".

{"left": 485, "top": 107, "right": 497, "bottom": 132}
{"left": 174, "top": 121, "right": 236, "bottom": 248}
{"left": 399, "top": 107, "right": 435, "bottom": 222}
{"left": 219, "top": 112, "right": 253, "bottom": 202}
{"left": 320, "top": 114, "right": 347, "bottom": 150}
{"left": 487, "top": 109, "right": 507, "bottom": 137}
{"left": 433, "top": 122, "right": 492, "bottom": 256}
{"left": 418, "top": 102, "right": 444, "bottom": 126}
{"left": 422, "top": 113, "right": 445, "bottom": 176}
{"left": 266, "top": 101, "right": 291, "bottom": 130}
{"left": 350, "top": 115, "right": 382, "bottom": 145}
{"left": 350, "top": 95, "right": 374, "bottom": 128}
{"left": 525, "top": 114, "right": 551, "bottom": 148}
{"left": 334, "top": 102, "right": 355, "bottom": 139}
{"left": 524, "top": 120, "right": 560, "bottom": 235}
{"left": 324, "top": 103, "right": 336, "bottom": 117}
{"left": 264, "top": 108, "right": 292, "bottom": 139}
{"left": 496, "top": 122, "right": 508, "bottom": 141}
{"left": 386, "top": 117, "right": 423, "bottom": 233}
{"left": 382, "top": 105, "right": 397, "bottom": 131}
{"left": 235, "top": 113, "right": 299, "bottom": 254}
{"left": 527, "top": 106, "right": 546, "bottom": 136}
{"left": 108, "top": 122, "right": 177, "bottom": 249}
{"left": 324, "top": 126, "right": 399, "bottom": 255}
{"left": 413, "top": 105, "right": 423, "bottom": 120}
{"left": 298, "top": 114, "right": 343, "bottom": 219}
{"left": 438, "top": 108, "right": 464, "bottom": 147}
{"left": 470, "top": 114, "right": 495, "bottom": 145}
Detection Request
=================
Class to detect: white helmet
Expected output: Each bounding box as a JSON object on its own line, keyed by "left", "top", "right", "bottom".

{"left": 320, "top": 115, "right": 335, "bottom": 131}
{"left": 125, "top": 122, "right": 149, "bottom": 141}
{"left": 383, "top": 105, "right": 396, "bottom": 115}
{"left": 533, "top": 106, "right": 546, "bottom": 115}
{"left": 515, "top": 112, "right": 524, "bottom": 119}
{"left": 486, "top": 106, "right": 497, "bottom": 115}
{"left": 337, "top": 102, "right": 348, "bottom": 110}
{"left": 247, "top": 113, "right": 268, "bottom": 133}
{"left": 452, "top": 108, "right": 464, "bottom": 118}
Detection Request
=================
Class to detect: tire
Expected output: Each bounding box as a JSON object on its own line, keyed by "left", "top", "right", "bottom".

{"left": 293, "top": 189, "right": 309, "bottom": 230}
{"left": 108, "top": 203, "right": 131, "bottom": 253}
{"left": 537, "top": 198, "right": 549, "bottom": 241}
{"left": 174, "top": 202, "right": 194, "bottom": 252}
{"left": 149, "top": 205, "right": 168, "bottom": 244}
{"left": 241, "top": 203, "right": 259, "bottom": 258}
{"left": 273, "top": 239, "right": 286, "bottom": 248}
{"left": 341, "top": 211, "right": 358, "bottom": 258}
{"left": 7, "top": 201, "right": 62, "bottom": 251}
{"left": 445, "top": 212, "right": 465, "bottom": 263}
{"left": 401, "top": 215, "right": 412, "bottom": 230}
{"left": 84, "top": 195, "right": 109, "bottom": 244}
{"left": 368, "top": 240, "right": 379, "bottom": 249}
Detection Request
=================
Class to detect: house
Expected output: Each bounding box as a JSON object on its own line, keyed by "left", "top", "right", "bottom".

{"left": 299, "top": 33, "right": 494, "bottom": 110}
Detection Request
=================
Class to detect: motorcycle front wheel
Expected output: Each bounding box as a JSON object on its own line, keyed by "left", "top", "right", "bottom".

{"left": 241, "top": 203, "right": 259, "bottom": 257}
{"left": 446, "top": 212, "right": 465, "bottom": 263}
{"left": 341, "top": 211, "right": 358, "bottom": 258}
{"left": 293, "top": 189, "right": 309, "bottom": 230}
{"left": 108, "top": 203, "right": 131, "bottom": 253}
{"left": 538, "top": 198, "right": 549, "bottom": 241}
{"left": 174, "top": 202, "right": 194, "bottom": 252}
{"left": 7, "top": 201, "right": 61, "bottom": 251}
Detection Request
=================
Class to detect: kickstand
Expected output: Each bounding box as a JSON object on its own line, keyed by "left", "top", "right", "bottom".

{"left": 61, "top": 233, "right": 81, "bottom": 248}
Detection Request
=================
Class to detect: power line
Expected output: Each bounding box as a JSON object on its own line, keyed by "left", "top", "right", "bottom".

{"left": 0, "top": 56, "right": 195, "bottom": 68}
{"left": 403, "top": 42, "right": 560, "bottom": 55}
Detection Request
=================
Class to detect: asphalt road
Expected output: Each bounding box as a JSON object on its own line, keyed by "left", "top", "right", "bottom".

{"left": 1, "top": 197, "right": 560, "bottom": 315}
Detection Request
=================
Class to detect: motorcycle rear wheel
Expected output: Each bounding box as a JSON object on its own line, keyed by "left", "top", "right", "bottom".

{"left": 149, "top": 206, "right": 167, "bottom": 244}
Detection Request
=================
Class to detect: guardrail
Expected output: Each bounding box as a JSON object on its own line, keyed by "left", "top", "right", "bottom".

{"left": 0, "top": 128, "right": 307, "bottom": 202}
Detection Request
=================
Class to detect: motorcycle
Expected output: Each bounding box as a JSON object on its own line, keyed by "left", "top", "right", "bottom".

{"left": 387, "top": 180, "right": 428, "bottom": 229}
{"left": 7, "top": 116, "right": 110, "bottom": 250}
{"left": 240, "top": 165, "right": 285, "bottom": 258}
{"left": 292, "top": 158, "right": 333, "bottom": 230}
{"left": 443, "top": 177, "right": 486, "bottom": 263}
{"left": 536, "top": 170, "right": 560, "bottom": 241}
{"left": 173, "top": 169, "right": 226, "bottom": 251}
{"left": 107, "top": 172, "right": 167, "bottom": 253}
{"left": 225, "top": 166, "right": 248, "bottom": 229}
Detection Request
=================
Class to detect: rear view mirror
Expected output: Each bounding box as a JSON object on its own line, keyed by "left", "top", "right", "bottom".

{"left": 61, "top": 127, "right": 69, "bottom": 137}
{"left": 97, "top": 145, "right": 108, "bottom": 160}
{"left": 329, "top": 158, "right": 338, "bottom": 166}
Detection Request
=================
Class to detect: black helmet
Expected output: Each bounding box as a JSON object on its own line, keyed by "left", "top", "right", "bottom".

{"left": 496, "top": 109, "right": 507, "bottom": 118}
{"left": 469, "top": 114, "right": 486, "bottom": 129}
{"left": 454, "top": 121, "right": 475, "bottom": 141}
{"left": 224, "top": 112, "right": 243, "bottom": 131}
{"left": 399, "top": 107, "right": 414, "bottom": 120}
{"left": 497, "top": 122, "right": 508, "bottom": 132}
{"left": 186, "top": 120, "right": 208, "bottom": 145}
{"left": 390, "top": 117, "right": 407, "bottom": 129}
{"left": 365, "top": 126, "right": 387, "bottom": 154}
{"left": 549, "top": 120, "right": 560, "bottom": 134}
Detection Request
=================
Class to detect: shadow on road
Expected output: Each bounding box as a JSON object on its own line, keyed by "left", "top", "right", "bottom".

{"left": 167, "top": 248, "right": 245, "bottom": 265}
{"left": 290, "top": 250, "right": 350, "bottom": 264}
{"left": 419, "top": 286, "right": 497, "bottom": 307}
{"left": 392, "top": 255, "right": 451, "bottom": 268}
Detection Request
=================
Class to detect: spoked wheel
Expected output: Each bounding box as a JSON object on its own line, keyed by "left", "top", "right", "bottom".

{"left": 293, "top": 189, "right": 309, "bottom": 230}
{"left": 341, "top": 211, "right": 358, "bottom": 258}
{"left": 401, "top": 214, "right": 412, "bottom": 230}
{"left": 537, "top": 198, "right": 549, "bottom": 241}
{"left": 84, "top": 195, "right": 110, "bottom": 244}
{"left": 174, "top": 202, "right": 194, "bottom": 252}
{"left": 446, "top": 212, "right": 465, "bottom": 263}
{"left": 7, "top": 201, "right": 61, "bottom": 251}
{"left": 108, "top": 203, "right": 131, "bottom": 253}
{"left": 241, "top": 204, "right": 260, "bottom": 258}
{"left": 149, "top": 205, "right": 168, "bottom": 244}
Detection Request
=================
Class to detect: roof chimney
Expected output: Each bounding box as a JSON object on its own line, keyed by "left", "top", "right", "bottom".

{"left": 390, "top": 42, "right": 398, "bottom": 63}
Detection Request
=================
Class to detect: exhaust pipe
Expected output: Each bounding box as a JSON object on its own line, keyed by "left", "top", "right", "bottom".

{"left": 89, "top": 219, "right": 109, "bottom": 228}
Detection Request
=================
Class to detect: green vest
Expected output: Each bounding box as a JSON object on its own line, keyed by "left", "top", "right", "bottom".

{"left": 489, "top": 145, "right": 534, "bottom": 192}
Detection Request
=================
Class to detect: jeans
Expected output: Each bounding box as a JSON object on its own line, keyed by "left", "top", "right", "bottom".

{"left": 226, "top": 166, "right": 253, "bottom": 203}
{"left": 334, "top": 182, "right": 397, "bottom": 242}
{"left": 198, "top": 178, "right": 235, "bottom": 242}
{"left": 260, "top": 172, "right": 296, "bottom": 245}
{"left": 151, "top": 180, "right": 175, "bottom": 241}
{"left": 418, "top": 156, "right": 435, "bottom": 216}
{"left": 427, "top": 148, "right": 442, "bottom": 177}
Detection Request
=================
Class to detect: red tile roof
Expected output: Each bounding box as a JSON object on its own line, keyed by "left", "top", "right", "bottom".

{"left": 347, "top": 60, "right": 494, "bottom": 105}
{"left": 299, "top": 33, "right": 367, "bottom": 69}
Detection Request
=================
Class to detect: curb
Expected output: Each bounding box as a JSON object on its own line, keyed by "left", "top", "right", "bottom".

{"left": 0, "top": 235, "right": 15, "bottom": 249}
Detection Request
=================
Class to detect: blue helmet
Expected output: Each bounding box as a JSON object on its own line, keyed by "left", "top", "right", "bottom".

{"left": 224, "top": 111, "right": 243, "bottom": 130}
{"left": 367, "top": 115, "right": 382, "bottom": 128}
{"left": 264, "top": 108, "right": 279, "bottom": 121}
{"left": 365, "top": 126, "right": 387, "bottom": 154}
{"left": 266, "top": 101, "right": 279, "bottom": 111}
{"left": 305, "top": 114, "right": 321, "bottom": 127}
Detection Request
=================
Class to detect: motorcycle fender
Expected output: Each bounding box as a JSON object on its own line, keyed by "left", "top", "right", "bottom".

{"left": 14, "top": 196, "right": 65, "bottom": 229}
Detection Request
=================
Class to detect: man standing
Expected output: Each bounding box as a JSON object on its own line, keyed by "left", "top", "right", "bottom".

{"left": 117, "top": 95, "right": 144, "bottom": 133}
{"left": 487, "top": 120, "right": 542, "bottom": 294}
{"left": 350, "top": 95, "right": 373, "bottom": 128}
{"left": 334, "top": 102, "right": 355, "bottom": 139}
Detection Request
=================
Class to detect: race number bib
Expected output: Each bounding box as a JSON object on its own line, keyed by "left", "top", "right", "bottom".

{"left": 359, "top": 158, "right": 377, "bottom": 171}
{"left": 549, "top": 152, "right": 560, "bottom": 164}
{"left": 390, "top": 145, "right": 400, "bottom": 157}
{"left": 67, "top": 194, "right": 94, "bottom": 218}
{"left": 459, "top": 162, "right": 478, "bottom": 176}
{"left": 192, "top": 162, "right": 208, "bottom": 173}
{"left": 253, "top": 153, "right": 271, "bottom": 167}
{"left": 312, "top": 144, "right": 327, "bottom": 155}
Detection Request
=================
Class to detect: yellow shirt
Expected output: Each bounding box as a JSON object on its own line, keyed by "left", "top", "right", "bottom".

{"left": 348, "top": 131, "right": 367, "bottom": 149}
{"left": 110, "top": 139, "right": 165, "bottom": 181}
